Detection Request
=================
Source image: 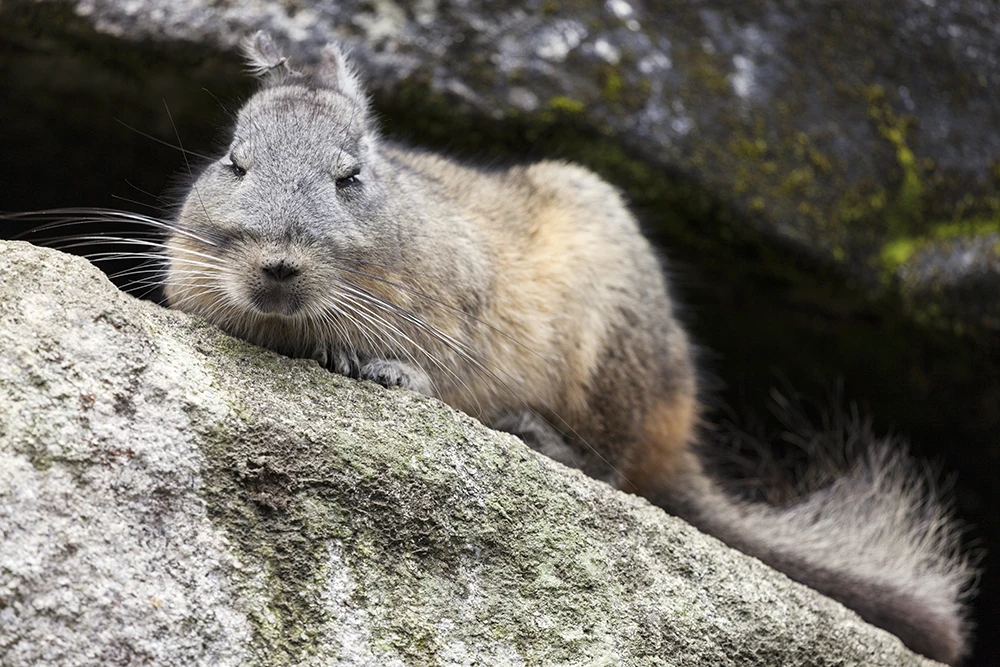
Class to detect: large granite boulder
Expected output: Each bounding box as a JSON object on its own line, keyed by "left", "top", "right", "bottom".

{"left": 0, "top": 240, "right": 941, "bottom": 665}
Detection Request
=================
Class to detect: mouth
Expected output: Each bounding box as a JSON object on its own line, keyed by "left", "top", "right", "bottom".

{"left": 250, "top": 285, "right": 305, "bottom": 317}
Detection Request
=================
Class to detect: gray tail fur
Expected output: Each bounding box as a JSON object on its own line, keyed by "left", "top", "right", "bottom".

{"left": 657, "top": 444, "right": 976, "bottom": 664}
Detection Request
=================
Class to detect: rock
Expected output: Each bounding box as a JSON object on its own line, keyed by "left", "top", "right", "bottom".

{"left": 2, "top": 0, "right": 998, "bottom": 330}
{"left": 0, "top": 240, "right": 939, "bottom": 665}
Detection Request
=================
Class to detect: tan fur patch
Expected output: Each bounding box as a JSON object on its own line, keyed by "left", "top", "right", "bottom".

{"left": 620, "top": 392, "right": 700, "bottom": 496}
{"left": 464, "top": 162, "right": 641, "bottom": 421}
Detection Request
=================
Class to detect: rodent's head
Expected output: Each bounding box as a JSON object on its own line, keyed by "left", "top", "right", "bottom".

{"left": 165, "top": 33, "right": 395, "bottom": 340}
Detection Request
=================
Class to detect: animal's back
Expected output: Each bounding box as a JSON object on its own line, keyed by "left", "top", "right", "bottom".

{"left": 388, "top": 148, "right": 700, "bottom": 485}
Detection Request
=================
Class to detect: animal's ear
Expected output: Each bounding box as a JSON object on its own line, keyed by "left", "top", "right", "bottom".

{"left": 240, "top": 31, "right": 299, "bottom": 82}
{"left": 315, "top": 41, "right": 364, "bottom": 100}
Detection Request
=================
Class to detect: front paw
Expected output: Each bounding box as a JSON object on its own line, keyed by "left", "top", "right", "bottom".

{"left": 312, "top": 344, "right": 362, "bottom": 379}
{"left": 360, "top": 359, "right": 433, "bottom": 395}
{"left": 360, "top": 359, "right": 410, "bottom": 388}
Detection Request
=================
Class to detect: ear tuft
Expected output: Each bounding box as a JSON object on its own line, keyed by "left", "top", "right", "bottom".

{"left": 316, "top": 42, "right": 365, "bottom": 100}
{"left": 240, "top": 31, "right": 300, "bottom": 80}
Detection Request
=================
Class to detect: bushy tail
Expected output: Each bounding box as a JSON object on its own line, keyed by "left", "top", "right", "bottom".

{"left": 657, "top": 444, "right": 976, "bottom": 664}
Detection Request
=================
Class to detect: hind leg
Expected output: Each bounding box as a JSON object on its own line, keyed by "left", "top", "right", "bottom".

{"left": 492, "top": 411, "right": 584, "bottom": 470}
{"left": 619, "top": 391, "right": 701, "bottom": 497}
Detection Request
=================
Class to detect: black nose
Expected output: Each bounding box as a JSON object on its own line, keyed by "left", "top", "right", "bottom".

{"left": 261, "top": 260, "right": 301, "bottom": 282}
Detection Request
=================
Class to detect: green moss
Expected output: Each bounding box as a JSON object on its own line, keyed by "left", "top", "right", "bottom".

{"left": 539, "top": 0, "right": 560, "bottom": 17}
{"left": 864, "top": 85, "right": 925, "bottom": 234}
{"left": 733, "top": 137, "right": 769, "bottom": 161}
{"left": 781, "top": 166, "right": 815, "bottom": 195}
{"left": 806, "top": 147, "right": 832, "bottom": 173}
{"left": 546, "top": 95, "right": 585, "bottom": 115}
{"left": 599, "top": 66, "right": 623, "bottom": 102}
{"left": 880, "top": 238, "right": 919, "bottom": 272}
{"left": 927, "top": 217, "right": 1000, "bottom": 240}
{"left": 880, "top": 216, "right": 1000, "bottom": 275}
{"left": 19, "top": 414, "right": 56, "bottom": 471}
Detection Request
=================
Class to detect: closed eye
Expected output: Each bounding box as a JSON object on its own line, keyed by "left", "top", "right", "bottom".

{"left": 335, "top": 166, "right": 361, "bottom": 189}
{"left": 227, "top": 153, "right": 247, "bottom": 178}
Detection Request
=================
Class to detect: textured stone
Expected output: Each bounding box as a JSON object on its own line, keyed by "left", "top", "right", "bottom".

{"left": 0, "top": 241, "right": 940, "bottom": 665}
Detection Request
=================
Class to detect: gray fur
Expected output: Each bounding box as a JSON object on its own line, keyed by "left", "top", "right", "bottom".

{"left": 162, "top": 34, "right": 976, "bottom": 664}
{"left": 239, "top": 31, "right": 298, "bottom": 79}
{"left": 359, "top": 359, "right": 433, "bottom": 394}
{"left": 492, "top": 411, "right": 585, "bottom": 471}
{"left": 657, "top": 447, "right": 974, "bottom": 665}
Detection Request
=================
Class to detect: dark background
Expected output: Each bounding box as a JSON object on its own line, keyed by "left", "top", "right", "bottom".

{"left": 2, "top": 15, "right": 998, "bottom": 666}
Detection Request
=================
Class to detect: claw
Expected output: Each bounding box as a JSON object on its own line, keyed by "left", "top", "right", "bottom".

{"left": 310, "top": 345, "right": 329, "bottom": 368}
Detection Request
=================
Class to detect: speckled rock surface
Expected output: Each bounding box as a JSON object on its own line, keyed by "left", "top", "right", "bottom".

{"left": 0, "top": 240, "right": 942, "bottom": 665}
{"left": 3, "top": 0, "right": 997, "bottom": 330}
